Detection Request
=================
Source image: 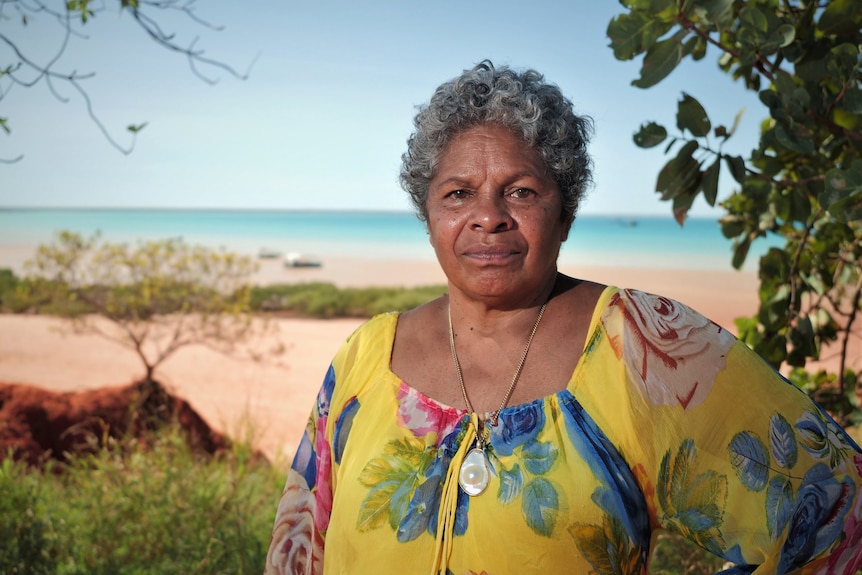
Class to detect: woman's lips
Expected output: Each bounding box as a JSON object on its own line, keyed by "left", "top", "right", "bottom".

{"left": 463, "top": 247, "right": 521, "bottom": 262}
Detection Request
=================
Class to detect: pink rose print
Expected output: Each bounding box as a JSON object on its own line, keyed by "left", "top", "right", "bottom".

{"left": 396, "top": 381, "right": 462, "bottom": 441}
{"left": 606, "top": 290, "right": 735, "bottom": 409}
{"left": 823, "top": 475, "right": 862, "bottom": 575}
{"left": 266, "top": 472, "right": 324, "bottom": 575}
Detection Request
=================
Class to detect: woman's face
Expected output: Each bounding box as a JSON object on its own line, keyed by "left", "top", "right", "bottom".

{"left": 426, "top": 124, "right": 571, "bottom": 305}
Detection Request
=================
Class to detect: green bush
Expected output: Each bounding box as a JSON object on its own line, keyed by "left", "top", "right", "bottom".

{"left": 0, "top": 427, "right": 284, "bottom": 575}
{"left": 4, "top": 266, "right": 447, "bottom": 319}
{"left": 648, "top": 531, "right": 725, "bottom": 574}
{"left": 0, "top": 457, "right": 58, "bottom": 575}
{"left": 249, "top": 282, "right": 447, "bottom": 318}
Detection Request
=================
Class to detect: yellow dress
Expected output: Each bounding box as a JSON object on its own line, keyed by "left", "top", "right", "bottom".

{"left": 265, "top": 287, "right": 862, "bottom": 575}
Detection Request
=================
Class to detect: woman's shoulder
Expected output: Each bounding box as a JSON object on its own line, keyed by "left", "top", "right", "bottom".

{"left": 331, "top": 311, "right": 400, "bottom": 362}
{"left": 597, "top": 286, "right": 719, "bottom": 327}
{"left": 345, "top": 311, "right": 400, "bottom": 344}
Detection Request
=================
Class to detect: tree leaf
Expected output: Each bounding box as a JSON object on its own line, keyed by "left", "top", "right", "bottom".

{"left": 739, "top": 5, "right": 768, "bottom": 33}
{"left": 672, "top": 192, "right": 696, "bottom": 225}
{"left": 820, "top": 161, "right": 862, "bottom": 223}
{"left": 632, "top": 35, "right": 683, "bottom": 89}
{"left": 677, "top": 93, "right": 711, "bottom": 137}
{"left": 724, "top": 155, "right": 746, "bottom": 184}
{"left": 607, "top": 11, "right": 654, "bottom": 61}
{"left": 818, "top": 0, "right": 862, "bottom": 36}
{"left": 774, "top": 24, "right": 795, "bottom": 48}
{"left": 699, "top": 157, "right": 720, "bottom": 206}
{"left": 656, "top": 140, "right": 700, "bottom": 200}
{"left": 774, "top": 122, "right": 814, "bottom": 154}
{"left": 633, "top": 121, "right": 668, "bottom": 148}
{"left": 697, "top": 0, "right": 734, "bottom": 28}
{"left": 788, "top": 315, "right": 817, "bottom": 367}
{"left": 728, "top": 107, "right": 745, "bottom": 137}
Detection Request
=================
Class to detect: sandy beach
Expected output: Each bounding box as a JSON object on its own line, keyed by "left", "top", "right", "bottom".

{"left": 1, "top": 255, "right": 857, "bottom": 461}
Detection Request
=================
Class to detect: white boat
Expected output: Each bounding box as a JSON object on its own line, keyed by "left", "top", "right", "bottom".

{"left": 258, "top": 248, "right": 283, "bottom": 259}
{"left": 284, "top": 252, "right": 322, "bottom": 268}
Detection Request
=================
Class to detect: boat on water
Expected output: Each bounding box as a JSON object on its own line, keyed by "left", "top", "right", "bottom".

{"left": 284, "top": 252, "right": 322, "bottom": 268}
{"left": 258, "top": 248, "right": 283, "bottom": 259}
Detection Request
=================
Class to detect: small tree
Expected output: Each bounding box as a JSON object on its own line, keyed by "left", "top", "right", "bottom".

{"left": 25, "top": 230, "right": 264, "bottom": 384}
{"left": 607, "top": 0, "right": 861, "bottom": 424}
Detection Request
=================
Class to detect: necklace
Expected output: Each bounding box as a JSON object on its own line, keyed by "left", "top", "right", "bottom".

{"left": 448, "top": 301, "right": 547, "bottom": 496}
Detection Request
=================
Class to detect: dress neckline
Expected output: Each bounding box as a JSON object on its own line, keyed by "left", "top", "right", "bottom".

{"left": 384, "top": 285, "right": 617, "bottom": 416}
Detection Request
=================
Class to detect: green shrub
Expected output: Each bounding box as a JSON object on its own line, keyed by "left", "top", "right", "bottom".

{"left": 249, "top": 282, "right": 447, "bottom": 317}
{"left": 648, "top": 531, "right": 725, "bottom": 574}
{"left": 1, "top": 427, "right": 284, "bottom": 575}
{"left": 0, "top": 457, "right": 58, "bottom": 575}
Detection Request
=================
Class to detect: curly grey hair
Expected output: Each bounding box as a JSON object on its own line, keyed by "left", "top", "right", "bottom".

{"left": 399, "top": 60, "right": 594, "bottom": 222}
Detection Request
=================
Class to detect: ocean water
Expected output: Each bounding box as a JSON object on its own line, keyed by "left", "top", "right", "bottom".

{"left": 0, "top": 208, "right": 773, "bottom": 271}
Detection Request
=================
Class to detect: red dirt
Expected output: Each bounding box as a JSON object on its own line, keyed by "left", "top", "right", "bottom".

{"left": 0, "top": 379, "right": 228, "bottom": 468}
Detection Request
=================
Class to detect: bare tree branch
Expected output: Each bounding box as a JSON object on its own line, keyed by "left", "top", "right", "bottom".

{"left": 0, "top": 0, "right": 251, "bottom": 160}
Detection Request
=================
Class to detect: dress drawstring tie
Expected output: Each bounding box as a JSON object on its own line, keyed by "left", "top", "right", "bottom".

{"left": 430, "top": 413, "right": 479, "bottom": 575}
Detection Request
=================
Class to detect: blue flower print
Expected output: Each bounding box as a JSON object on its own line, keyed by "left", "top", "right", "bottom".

{"left": 397, "top": 423, "right": 469, "bottom": 542}
{"left": 317, "top": 365, "right": 336, "bottom": 417}
{"left": 491, "top": 401, "right": 545, "bottom": 457}
{"left": 334, "top": 397, "right": 360, "bottom": 465}
{"left": 398, "top": 472, "right": 442, "bottom": 542}
{"left": 291, "top": 431, "right": 316, "bottom": 489}
{"left": 560, "top": 396, "right": 650, "bottom": 546}
{"left": 796, "top": 409, "right": 856, "bottom": 468}
{"left": 778, "top": 463, "right": 856, "bottom": 574}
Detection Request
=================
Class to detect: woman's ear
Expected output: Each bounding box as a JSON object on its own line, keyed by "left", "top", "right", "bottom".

{"left": 426, "top": 221, "right": 435, "bottom": 247}
{"left": 560, "top": 209, "right": 574, "bottom": 242}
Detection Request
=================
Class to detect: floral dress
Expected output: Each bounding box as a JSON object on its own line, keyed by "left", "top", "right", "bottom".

{"left": 265, "top": 287, "right": 862, "bottom": 575}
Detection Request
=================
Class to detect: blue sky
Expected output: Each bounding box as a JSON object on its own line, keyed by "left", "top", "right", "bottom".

{"left": 1, "top": 1, "right": 763, "bottom": 216}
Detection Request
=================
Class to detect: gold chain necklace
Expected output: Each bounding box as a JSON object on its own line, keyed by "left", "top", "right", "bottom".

{"left": 447, "top": 301, "right": 547, "bottom": 496}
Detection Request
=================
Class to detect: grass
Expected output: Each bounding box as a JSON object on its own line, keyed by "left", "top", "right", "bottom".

{"left": 0, "top": 426, "right": 284, "bottom": 575}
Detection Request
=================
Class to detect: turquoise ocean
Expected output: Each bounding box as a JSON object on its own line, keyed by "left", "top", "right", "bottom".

{"left": 0, "top": 208, "right": 774, "bottom": 272}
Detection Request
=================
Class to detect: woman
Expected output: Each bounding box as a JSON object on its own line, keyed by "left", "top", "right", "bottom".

{"left": 266, "top": 61, "right": 862, "bottom": 574}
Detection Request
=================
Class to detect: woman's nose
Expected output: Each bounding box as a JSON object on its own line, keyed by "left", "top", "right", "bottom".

{"left": 469, "top": 193, "right": 513, "bottom": 232}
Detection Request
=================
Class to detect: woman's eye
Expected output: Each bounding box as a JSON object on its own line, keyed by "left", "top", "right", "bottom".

{"left": 447, "top": 189, "right": 469, "bottom": 199}
{"left": 511, "top": 188, "right": 535, "bottom": 199}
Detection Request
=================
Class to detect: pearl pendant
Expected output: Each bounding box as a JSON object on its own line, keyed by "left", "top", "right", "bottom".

{"left": 459, "top": 447, "right": 490, "bottom": 496}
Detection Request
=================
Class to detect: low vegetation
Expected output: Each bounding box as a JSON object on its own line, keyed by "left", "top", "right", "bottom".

{"left": 1, "top": 422, "right": 732, "bottom": 575}
{"left": 0, "top": 267, "right": 446, "bottom": 320}
{"left": 1, "top": 426, "right": 283, "bottom": 575}
{"left": 249, "top": 282, "right": 447, "bottom": 318}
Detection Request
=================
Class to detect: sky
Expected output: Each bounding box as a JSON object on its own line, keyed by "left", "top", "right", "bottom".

{"left": 1, "top": 1, "right": 764, "bottom": 216}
